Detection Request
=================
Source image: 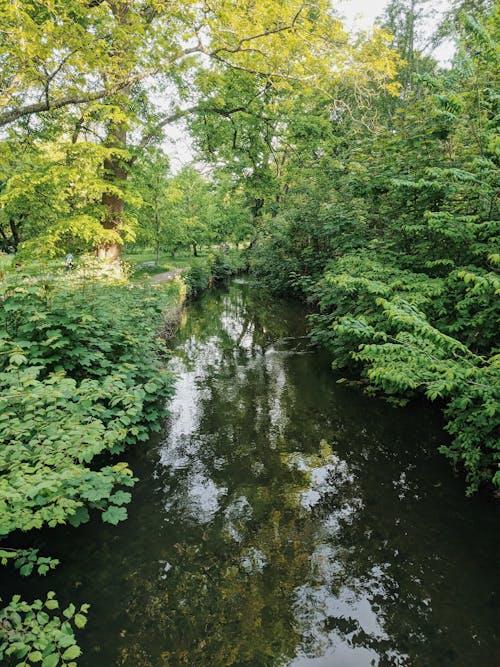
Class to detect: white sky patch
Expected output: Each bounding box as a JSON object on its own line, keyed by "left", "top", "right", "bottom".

{"left": 337, "top": 0, "right": 390, "bottom": 30}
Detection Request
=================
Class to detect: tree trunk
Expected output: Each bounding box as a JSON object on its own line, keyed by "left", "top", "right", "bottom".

{"left": 98, "top": 123, "right": 127, "bottom": 260}
{"left": 9, "top": 216, "right": 22, "bottom": 251}
{"left": 192, "top": 243, "right": 198, "bottom": 257}
{"left": 97, "top": 1, "right": 130, "bottom": 260}
{"left": 154, "top": 199, "right": 160, "bottom": 265}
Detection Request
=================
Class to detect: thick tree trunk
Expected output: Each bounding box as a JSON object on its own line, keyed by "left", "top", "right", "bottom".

{"left": 192, "top": 243, "right": 198, "bottom": 257}
{"left": 6, "top": 216, "right": 23, "bottom": 252}
{"left": 97, "top": 0, "right": 130, "bottom": 261}
{"left": 98, "top": 123, "right": 127, "bottom": 260}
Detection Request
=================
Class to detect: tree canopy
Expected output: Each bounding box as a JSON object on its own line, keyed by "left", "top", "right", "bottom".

{"left": 1, "top": 0, "right": 400, "bottom": 256}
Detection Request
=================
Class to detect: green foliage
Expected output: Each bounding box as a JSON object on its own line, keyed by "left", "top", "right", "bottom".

{"left": 0, "top": 549, "right": 59, "bottom": 578}
{"left": 248, "top": 7, "right": 500, "bottom": 493}
{"left": 248, "top": 217, "right": 303, "bottom": 295}
{"left": 0, "top": 138, "right": 136, "bottom": 257}
{"left": 184, "top": 250, "right": 246, "bottom": 297}
{"left": 334, "top": 292, "right": 499, "bottom": 493}
{"left": 210, "top": 249, "right": 248, "bottom": 282}
{"left": 184, "top": 259, "right": 213, "bottom": 297}
{"left": 0, "top": 592, "right": 87, "bottom": 667}
{"left": 0, "top": 276, "right": 178, "bottom": 536}
{"left": 0, "top": 270, "right": 182, "bottom": 662}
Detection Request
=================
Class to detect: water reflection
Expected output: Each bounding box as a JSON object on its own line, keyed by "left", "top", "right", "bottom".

{"left": 115, "top": 283, "right": 499, "bottom": 666}
{"left": 3, "top": 282, "right": 497, "bottom": 666}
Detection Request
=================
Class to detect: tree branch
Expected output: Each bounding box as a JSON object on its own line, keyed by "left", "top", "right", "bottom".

{"left": 0, "top": 45, "right": 202, "bottom": 128}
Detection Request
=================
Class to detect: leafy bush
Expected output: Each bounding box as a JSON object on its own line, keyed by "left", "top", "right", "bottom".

{"left": 0, "top": 592, "right": 88, "bottom": 667}
{"left": 210, "top": 248, "right": 247, "bottom": 281}
{"left": 184, "top": 249, "right": 246, "bottom": 297}
{"left": 0, "top": 277, "right": 178, "bottom": 535}
{"left": 249, "top": 219, "right": 303, "bottom": 295}
{"left": 184, "top": 258, "right": 213, "bottom": 297}
{"left": 303, "top": 249, "right": 499, "bottom": 494}
{"left": 0, "top": 273, "right": 182, "bottom": 662}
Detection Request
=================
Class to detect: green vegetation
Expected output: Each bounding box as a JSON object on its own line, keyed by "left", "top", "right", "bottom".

{"left": 0, "top": 265, "right": 183, "bottom": 664}
{"left": 0, "top": 593, "right": 88, "bottom": 667}
{"left": 0, "top": 0, "right": 498, "bottom": 662}
{"left": 245, "top": 2, "right": 499, "bottom": 495}
{"left": 184, "top": 250, "right": 248, "bottom": 297}
{"left": 122, "top": 249, "right": 192, "bottom": 279}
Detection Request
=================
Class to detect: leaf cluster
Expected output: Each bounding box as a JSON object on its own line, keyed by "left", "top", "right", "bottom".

{"left": 248, "top": 7, "right": 500, "bottom": 493}
{"left": 0, "top": 592, "right": 88, "bottom": 667}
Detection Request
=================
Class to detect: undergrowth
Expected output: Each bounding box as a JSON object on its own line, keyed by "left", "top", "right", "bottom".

{"left": 0, "top": 270, "right": 183, "bottom": 666}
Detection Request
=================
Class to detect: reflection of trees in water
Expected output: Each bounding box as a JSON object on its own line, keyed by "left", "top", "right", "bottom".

{"left": 120, "top": 452, "right": 339, "bottom": 666}
{"left": 176, "top": 283, "right": 308, "bottom": 363}
{"left": 118, "top": 289, "right": 335, "bottom": 666}
{"left": 117, "top": 282, "right": 498, "bottom": 667}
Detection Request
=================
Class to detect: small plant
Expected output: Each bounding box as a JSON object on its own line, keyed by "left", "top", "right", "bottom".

{"left": 0, "top": 271, "right": 183, "bottom": 663}
{"left": 0, "top": 593, "right": 88, "bottom": 667}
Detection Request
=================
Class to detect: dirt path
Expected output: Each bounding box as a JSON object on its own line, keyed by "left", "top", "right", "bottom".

{"left": 150, "top": 267, "right": 187, "bottom": 283}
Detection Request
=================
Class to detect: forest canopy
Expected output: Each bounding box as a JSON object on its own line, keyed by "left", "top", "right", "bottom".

{"left": 0, "top": 0, "right": 398, "bottom": 258}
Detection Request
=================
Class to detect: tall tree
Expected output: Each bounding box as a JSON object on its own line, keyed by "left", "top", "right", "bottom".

{"left": 1, "top": 0, "right": 400, "bottom": 258}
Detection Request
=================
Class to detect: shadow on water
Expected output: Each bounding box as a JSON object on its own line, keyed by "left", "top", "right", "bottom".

{"left": 3, "top": 280, "right": 499, "bottom": 666}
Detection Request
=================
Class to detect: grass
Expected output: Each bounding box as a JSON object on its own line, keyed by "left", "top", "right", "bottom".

{"left": 0, "top": 247, "right": 198, "bottom": 281}
{"left": 0, "top": 254, "right": 67, "bottom": 279}
{"left": 121, "top": 247, "right": 202, "bottom": 277}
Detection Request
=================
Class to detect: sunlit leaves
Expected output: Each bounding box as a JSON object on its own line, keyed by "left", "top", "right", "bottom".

{"left": 249, "top": 6, "right": 499, "bottom": 494}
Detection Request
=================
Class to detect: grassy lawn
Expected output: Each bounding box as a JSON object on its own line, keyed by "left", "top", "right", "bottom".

{"left": 122, "top": 247, "right": 203, "bottom": 277}
{"left": 0, "top": 247, "right": 202, "bottom": 281}
{"left": 0, "top": 254, "right": 67, "bottom": 278}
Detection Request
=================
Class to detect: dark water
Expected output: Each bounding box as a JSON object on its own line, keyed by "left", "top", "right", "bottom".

{"left": 5, "top": 280, "right": 499, "bottom": 666}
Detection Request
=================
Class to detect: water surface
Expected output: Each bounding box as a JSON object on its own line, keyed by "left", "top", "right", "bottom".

{"left": 6, "top": 280, "right": 499, "bottom": 666}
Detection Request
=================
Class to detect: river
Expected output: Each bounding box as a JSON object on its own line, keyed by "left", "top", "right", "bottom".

{"left": 6, "top": 279, "right": 499, "bottom": 666}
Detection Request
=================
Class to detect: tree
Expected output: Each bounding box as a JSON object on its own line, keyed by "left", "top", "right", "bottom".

{"left": 129, "top": 148, "right": 171, "bottom": 263}
{"left": 208, "top": 173, "right": 253, "bottom": 247}
{"left": 165, "top": 167, "right": 214, "bottom": 257}
{"left": 247, "top": 4, "right": 500, "bottom": 493}
{"left": 1, "top": 0, "right": 400, "bottom": 258}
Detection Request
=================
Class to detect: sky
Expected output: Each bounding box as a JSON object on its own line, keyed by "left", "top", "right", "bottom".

{"left": 163, "top": 0, "right": 454, "bottom": 168}
{"left": 338, "top": 0, "right": 391, "bottom": 29}
{"left": 338, "top": 0, "right": 455, "bottom": 63}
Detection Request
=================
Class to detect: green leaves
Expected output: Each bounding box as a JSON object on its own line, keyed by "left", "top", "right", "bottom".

{"left": 248, "top": 6, "right": 499, "bottom": 495}
{"left": 62, "top": 646, "right": 81, "bottom": 661}
{"left": 0, "top": 594, "right": 88, "bottom": 667}
{"left": 0, "top": 278, "right": 179, "bottom": 538}
{"left": 0, "top": 548, "right": 60, "bottom": 578}
{"left": 109, "top": 490, "right": 132, "bottom": 506}
{"left": 73, "top": 615, "right": 87, "bottom": 630}
{"left": 0, "top": 274, "right": 182, "bottom": 663}
{"left": 102, "top": 505, "right": 128, "bottom": 525}
{"left": 41, "top": 655, "right": 59, "bottom": 667}
{"left": 308, "top": 250, "right": 499, "bottom": 494}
